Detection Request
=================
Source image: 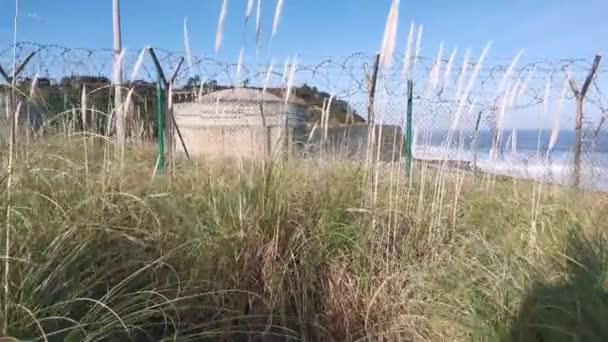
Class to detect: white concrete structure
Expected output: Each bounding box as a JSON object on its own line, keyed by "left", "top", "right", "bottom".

{"left": 174, "top": 88, "right": 308, "bottom": 159}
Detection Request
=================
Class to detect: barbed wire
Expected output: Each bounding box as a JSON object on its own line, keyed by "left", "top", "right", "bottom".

{"left": 0, "top": 42, "right": 606, "bottom": 189}
{"left": 0, "top": 42, "right": 605, "bottom": 123}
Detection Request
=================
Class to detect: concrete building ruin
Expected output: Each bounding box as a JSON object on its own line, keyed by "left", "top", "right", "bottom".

{"left": 174, "top": 88, "right": 309, "bottom": 159}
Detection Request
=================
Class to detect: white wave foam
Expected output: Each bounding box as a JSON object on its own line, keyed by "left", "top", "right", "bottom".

{"left": 413, "top": 145, "right": 608, "bottom": 191}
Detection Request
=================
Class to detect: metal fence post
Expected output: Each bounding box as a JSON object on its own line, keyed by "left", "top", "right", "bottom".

{"left": 367, "top": 54, "right": 380, "bottom": 128}
{"left": 406, "top": 79, "right": 414, "bottom": 174}
{"left": 472, "top": 110, "right": 483, "bottom": 177}
{"left": 156, "top": 79, "right": 166, "bottom": 174}
{"left": 568, "top": 54, "right": 602, "bottom": 188}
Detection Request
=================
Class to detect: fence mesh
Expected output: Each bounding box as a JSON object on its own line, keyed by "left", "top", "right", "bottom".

{"left": 0, "top": 42, "right": 607, "bottom": 190}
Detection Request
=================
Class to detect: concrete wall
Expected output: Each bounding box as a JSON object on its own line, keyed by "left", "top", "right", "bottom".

{"left": 177, "top": 124, "right": 286, "bottom": 159}
{"left": 174, "top": 100, "right": 308, "bottom": 160}
{"left": 174, "top": 101, "right": 306, "bottom": 127}
{"left": 173, "top": 100, "right": 406, "bottom": 161}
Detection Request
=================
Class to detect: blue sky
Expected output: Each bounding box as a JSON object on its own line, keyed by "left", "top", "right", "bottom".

{"left": 1, "top": 0, "right": 607, "bottom": 129}
{"left": 1, "top": 0, "right": 606, "bottom": 60}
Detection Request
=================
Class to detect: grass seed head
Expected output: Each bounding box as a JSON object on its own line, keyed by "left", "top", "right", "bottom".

{"left": 215, "top": 0, "right": 229, "bottom": 54}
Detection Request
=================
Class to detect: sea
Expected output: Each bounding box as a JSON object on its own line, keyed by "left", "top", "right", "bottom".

{"left": 412, "top": 129, "right": 608, "bottom": 191}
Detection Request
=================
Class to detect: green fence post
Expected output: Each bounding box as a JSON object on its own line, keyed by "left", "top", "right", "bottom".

{"left": 156, "top": 79, "right": 166, "bottom": 174}
{"left": 406, "top": 80, "right": 414, "bottom": 174}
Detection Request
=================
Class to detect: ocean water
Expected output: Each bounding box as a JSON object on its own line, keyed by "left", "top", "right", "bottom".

{"left": 412, "top": 129, "right": 608, "bottom": 191}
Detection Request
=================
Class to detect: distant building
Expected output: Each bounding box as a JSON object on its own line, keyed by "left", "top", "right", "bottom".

{"left": 17, "top": 77, "right": 52, "bottom": 89}
{"left": 60, "top": 76, "right": 110, "bottom": 89}
{"left": 174, "top": 88, "right": 309, "bottom": 159}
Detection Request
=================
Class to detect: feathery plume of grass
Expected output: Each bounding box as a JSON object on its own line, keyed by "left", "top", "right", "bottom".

{"left": 70, "top": 106, "right": 78, "bottom": 136}
{"left": 493, "top": 50, "right": 523, "bottom": 158}
{"left": 453, "top": 43, "right": 492, "bottom": 130}
{"left": 392, "top": 21, "right": 415, "bottom": 230}
{"left": 283, "top": 56, "right": 297, "bottom": 106}
{"left": 256, "top": 0, "right": 263, "bottom": 52}
{"left": 4, "top": 94, "right": 9, "bottom": 120}
{"left": 490, "top": 78, "right": 513, "bottom": 159}
{"left": 3, "top": 103, "right": 19, "bottom": 333}
{"left": 509, "top": 77, "right": 524, "bottom": 108}
{"left": 323, "top": 94, "right": 334, "bottom": 144}
{"left": 10, "top": 0, "right": 19, "bottom": 89}
{"left": 215, "top": 0, "right": 229, "bottom": 54}
{"left": 411, "top": 24, "right": 423, "bottom": 77}
{"left": 124, "top": 87, "right": 136, "bottom": 113}
{"left": 319, "top": 98, "right": 328, "bottom": 154}
{"left": 262, "top": 61, "right": 274, "bottom": 96}
{"left": 425, "top": 41, "right": 443, "bottom": 97}
{"left": 379, "top": 0, "right": 400, "bottom": 69}
{"left": 81, "top": 85, "right": 90, "bottom": 191}
{"left": 464, "top": 45, "right": 491, "bottom": 97}
{"left": 520, "top": 68, "right": 535, "bottom": 96}
{"left": 511, "top": 129, "right": 517, "bottom": 156}
{"left": 167, "top": 83, "right": 176, "bottom": 174}
{"left": 184, "top": 17, "right": 194, "bottom": 71}
{"left": 197, "top": 80, "right": 205, "bottom": 102}
{"left": 503, "top": 78, "right": 522, "bottom": 124}
{"left": 281, "top": 58, "right": 290, "bottom": 85}
{"left": 440, "top": 43, "right": 490, "bottom": 207}
{"left": 455, "top": 48, "right": 470, "bottom": 99}
{"left": 236, "top": 48, "right": 245, "bottom": 86}
{"left": 465, "top": 96, "right": 479, "bottom": 129}
{"left": 306, "top": 120, "right": 319, "bottom": 144}
{"left": 432, "top": 41, "right": 444, "bottom": 84}
{"left": 4, "top": 1, "right": 20, "bottom": 333}
{"left": 373, "top": 0, "right": 399, "bottom": 229}
{"left": 450, "top": 96, "right": 477, "bottom": 134}
{"left": 271, "top": 0, "right": 285, "bottom": 39}
{"left": 547, "top": 79, "right": 568, "bottom": 158}
{"left": 530, "top": 75, "right": 554, "bottom": 254}
{"left": 430, "top": 43, "right": 482, "bottom": 232}
{"left": 535, "top": 75, "right": 552, "bottom": 157}
{"left": 112, "top": 47, "right": 126, "bottom": 160}
{"left": 498, "top": 79, "right": 514, "bottom": 124}
{"left": 443, "top": 47, "right": 457, "bottom": 92}
{"left": 9, "top": 103, "right": 20, "bottom": 139}
{"left": 543, "top": 74, "right": 551, "bottom": 115}
{"left": 506, "top": 71, "right": 533, "bottom": 154}
{"left": 246, "top": 0, "right": 255, "bottom": 23}
{"left": 14, "top": 105, "right": 22, "bottom": 132}
{"left": 28, "top": 72, "right": 39, "bottom": 99}
{"left": 372, "top": 110, "right": 386, "bottom": 239}
{"left": 434, "top": 42, "right": 489, "bottom": 227}
{"left": 130, "top": 46, "right": 148, "bottom": 81}
{"left": 495, "top": 50, "right": 524, "bottom": 100}
{"left": 81, "top": 84, "right": 87, "bottom": 130}
{"left": 402, "top": 21, "right": 415, "bottom": 80}
{"left": 113, "top": 48, "right": 126, "bottom": 85}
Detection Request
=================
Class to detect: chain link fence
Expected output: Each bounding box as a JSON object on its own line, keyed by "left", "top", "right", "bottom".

{"left": 0, "top": 42, "right": 607, "bottom": 189}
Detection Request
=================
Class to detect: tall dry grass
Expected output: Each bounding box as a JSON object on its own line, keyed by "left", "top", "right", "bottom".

{"left": 0, "top": 137, "right": 606, "bottom": 341}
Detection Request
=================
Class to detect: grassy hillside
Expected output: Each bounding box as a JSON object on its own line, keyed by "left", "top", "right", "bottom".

{"left": 0, "top": 138, "right": 606, "bottom": 341}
